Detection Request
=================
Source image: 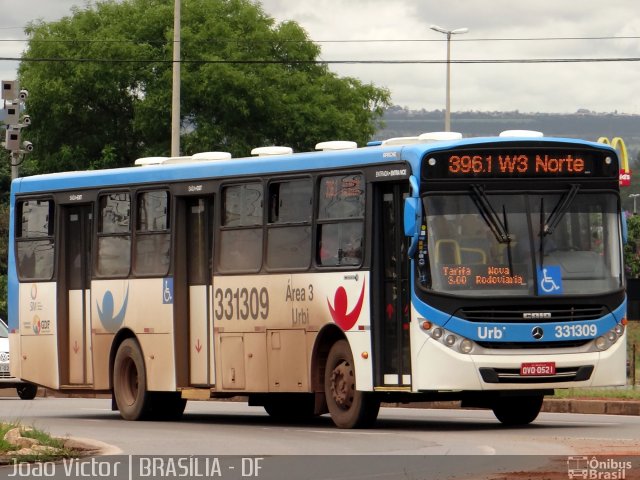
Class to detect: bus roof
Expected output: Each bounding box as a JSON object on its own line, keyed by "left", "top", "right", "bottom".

{"left": 11, "top": 135, "right": 615, "bottom": 195}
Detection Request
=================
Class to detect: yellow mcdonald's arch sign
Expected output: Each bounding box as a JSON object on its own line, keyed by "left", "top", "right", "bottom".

{"left": 598, "top": 137, "right": 631, "bottom": 186}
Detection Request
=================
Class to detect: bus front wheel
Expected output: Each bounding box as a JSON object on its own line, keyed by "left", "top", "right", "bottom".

{"left": 492, "top": 394, "right": 544, "bottom": 426}
{"left": 324, "top": 339, "right": 380, "bottom": 429}
{"left": 113, "top": 338, "right": 150, "bottom": 420}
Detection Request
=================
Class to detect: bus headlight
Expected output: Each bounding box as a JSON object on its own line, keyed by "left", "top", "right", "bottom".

{"left": 594, "top": 323, "right": 625, "bottom": 351}
{"left": 459, "top": 339, "right": 474, "bottom": 354}
{"left": 426, "top": 324, "right": 474, "bottom": 354}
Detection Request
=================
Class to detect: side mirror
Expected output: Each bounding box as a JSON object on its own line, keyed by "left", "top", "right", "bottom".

{"left": 622, "top": 212, "right": 628, "bottom": 245}
{"left": 404, "top": 196, "right": 421, "bottom": 257}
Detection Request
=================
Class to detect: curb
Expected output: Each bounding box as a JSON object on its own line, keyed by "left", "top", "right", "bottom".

{"left": 383, "top": 398, "right": 640, "bottom": 416}
{"left": 542, "top": 398, "right": 640, "bottom": 416}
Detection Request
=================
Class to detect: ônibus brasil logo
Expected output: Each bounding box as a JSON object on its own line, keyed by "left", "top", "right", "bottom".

{"left": 327, "top": 280, "right": 366, "bottom": 331}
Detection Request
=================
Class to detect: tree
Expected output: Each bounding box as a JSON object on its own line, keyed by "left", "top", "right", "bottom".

{"left": 17, "top": 0, "right": 390, "bottom": 174}
{"left": 625, "top": 213, "right": 640, "bottom": 278}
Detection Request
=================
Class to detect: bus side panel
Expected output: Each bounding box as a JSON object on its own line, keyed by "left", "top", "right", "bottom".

{"left": 19, "top": 282, "right": 60, "bottom": 388}
{"left": 92, "top": 278, "right": 176, "bottom": 392}
{"left": 212, "top": 274, "right": 290, "bottom": 393}
{"left": 212, "top": 271, "right": 372, "bottom": 393}
{"left": 137, "top": 334, "right": 177, "bottom": 391}
{"left": 91, "top": 332, "right": 113, "bottom": 390}
{"left": 295, "top": 271, "right": 373, "bottom": 392}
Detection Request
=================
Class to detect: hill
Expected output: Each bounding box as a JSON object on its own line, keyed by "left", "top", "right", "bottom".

{"left": 375, "top": 107, "right": 640, "bottom": 167}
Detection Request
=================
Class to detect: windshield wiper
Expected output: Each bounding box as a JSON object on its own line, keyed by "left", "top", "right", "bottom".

{"left": 471, "top": 184, "right": 514, "bottom": 274}
{"left": 470, "top": 184, "right": 511, "bottom": 244}
{"left": 543, "top": 184, "right": 580, "bottom": 236}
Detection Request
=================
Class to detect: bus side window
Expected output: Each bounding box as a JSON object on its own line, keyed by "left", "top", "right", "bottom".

{"left": 219, "top": 183, "right": 263, "bottom": 272}
{"left": 15, "top": 200, "right": 55, "bottom": 280}
{"left": 266, "top": 178, "right": 312, "bottom": 269}
{"left": 134, "top": 190, "right": 170, "bottom": 276}
{"left": 316, "top": 174, "right": 364, "bottom": 267}
{"left": 97, "top": 193, "right": 131, "bottom": 277}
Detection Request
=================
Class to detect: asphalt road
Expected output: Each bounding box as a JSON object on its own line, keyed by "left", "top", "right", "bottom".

{"left": 1, "top": 396, "right": 640, "bottom": 479}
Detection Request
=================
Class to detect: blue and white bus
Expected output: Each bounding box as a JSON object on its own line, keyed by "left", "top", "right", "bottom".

{"left": 7, "top": 131, "right": 627, "bottom": 428}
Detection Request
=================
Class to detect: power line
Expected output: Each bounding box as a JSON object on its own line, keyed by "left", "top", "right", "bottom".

{"left": 1, "top": 35, "right": 640, "bottom": 44}
{"left": 2, "top": 56, "right": 640, "bottom": 64}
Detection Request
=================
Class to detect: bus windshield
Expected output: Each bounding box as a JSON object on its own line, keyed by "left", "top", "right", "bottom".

{"left": 419, "top": 191, "right": 622, "bottom": 296}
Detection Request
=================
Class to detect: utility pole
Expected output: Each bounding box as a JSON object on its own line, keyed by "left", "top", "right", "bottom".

{"left": 2, "top": 80, "right": 32, "bottom": 180}
{"left": 171, "top": 0, "right": 181, "bottom": 157}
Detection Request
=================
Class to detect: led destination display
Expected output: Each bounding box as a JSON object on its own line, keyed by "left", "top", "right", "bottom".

{"left": 424, "top": 148, "right": 618, "bottom": 179}
{"left": 440, "top": 264, "right": 528, "bottom": 290}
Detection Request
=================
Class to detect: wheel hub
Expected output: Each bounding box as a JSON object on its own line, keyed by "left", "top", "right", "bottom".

{"left": 330, "top": 360, "right": 354, "bottom": 410}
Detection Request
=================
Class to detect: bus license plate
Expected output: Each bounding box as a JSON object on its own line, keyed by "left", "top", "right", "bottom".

{"left": 520, "top": 362, "right": 556, "bottom": 376}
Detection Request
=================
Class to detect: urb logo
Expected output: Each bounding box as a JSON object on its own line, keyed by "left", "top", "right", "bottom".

{"left": 97, "top": 286, "right": 129, "bottom": 333}
{"left": 477, "top": 326, "right": 504, "bottom": 340}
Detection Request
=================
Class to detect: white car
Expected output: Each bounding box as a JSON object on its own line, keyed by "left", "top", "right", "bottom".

{"left": 0, "top": 318, "right": 38, "bottom": 400}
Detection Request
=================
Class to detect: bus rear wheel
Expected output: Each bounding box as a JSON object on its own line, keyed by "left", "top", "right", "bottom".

{"left": 148, "top": 392, "right": 187, "bottom": 421}
{"left": 492, "top": 394, "right": 544, "bottom": 426}
{"left": 324, "top": 339, "right": 380, "bottom": 429}
{"left": 16, "top": 383, "right": 38, "bottom": 400}
{"left": 113, "top": 338, "right": 150, "bottom": 420}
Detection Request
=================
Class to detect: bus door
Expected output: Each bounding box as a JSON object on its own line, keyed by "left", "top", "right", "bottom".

{"left": 184, "top": 196, "right": 215, "bottom": 386}
{"left": 372, "top": 183, "right": 411, "bottom": 388}
{"left": 62, "top": 204, "right": 93, "bottom": 385}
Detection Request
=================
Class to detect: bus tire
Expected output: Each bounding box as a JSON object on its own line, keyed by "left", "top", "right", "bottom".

{"left": 263, "top": 394, "right": 316, "bottom": 422}
{"left": 148, "top": 392, "right": 187, "bottom": 421}
{"left": 324, "top": 339, "right": 380, "bottom": 429}
{"left": 16, "top": 383, "right": 38, "bottom": 400}
{"left": 492, "top": 394, "right": 544, "bottom": 426}
{"left": 113, "top": 338, "right": 151, "bottom": 420}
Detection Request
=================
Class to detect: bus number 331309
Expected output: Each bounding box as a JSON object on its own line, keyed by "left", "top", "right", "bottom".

{"left": 213, "top": 287, "right": 269, "bottom": 320}
{"left": 554, "top": 324, "right": 598, "bottom": 338}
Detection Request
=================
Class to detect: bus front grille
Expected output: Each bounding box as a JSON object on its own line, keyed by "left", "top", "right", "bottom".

{"left": 457, "top": 305, "right": 607, "bottom": 323}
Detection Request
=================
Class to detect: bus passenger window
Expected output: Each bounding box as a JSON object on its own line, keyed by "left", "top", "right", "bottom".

{"left": 267, "top": 179, "right": 312, "bottom": 269}
{"left": 97, "top": 193, "right": 131, "bottom": 277}
{"left": 316, "top": 174, "right": 365, "bottom": 268}
{"left": 317, "top": 222, "right": 363, "bottom": 267}
{"left": 134, "top": 191, "right": 170, "bottom": 276}
{"left": 219, "top": 183, "right": 263, "bottom": 272}
{"left": 15, "top": 200, "right": 55, "bottom": 280}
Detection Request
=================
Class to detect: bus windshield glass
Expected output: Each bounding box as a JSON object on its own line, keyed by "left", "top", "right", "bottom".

{"left": 419, "top": 191, "right": 622, "bottom": 296}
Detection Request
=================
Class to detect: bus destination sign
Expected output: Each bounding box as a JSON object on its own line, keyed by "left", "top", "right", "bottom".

{"left": 425, "top": 148, "right": 618, "bottom": 179}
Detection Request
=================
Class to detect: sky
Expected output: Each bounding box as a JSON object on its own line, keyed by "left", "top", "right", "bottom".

{"left": 1, "top": 0, "right": 640, "bottom": 114}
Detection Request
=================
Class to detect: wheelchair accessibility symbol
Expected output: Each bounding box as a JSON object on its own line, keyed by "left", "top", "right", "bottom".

{"left": 537, "top": 266, "right": 563, "bottom": 295}
{"left": 163, "top": 277, "right": 174, "bottom": 304}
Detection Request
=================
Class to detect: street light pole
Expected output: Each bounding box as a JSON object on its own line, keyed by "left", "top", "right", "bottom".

{"left": 430, "top": 25, "right": 468, "bottom": 132}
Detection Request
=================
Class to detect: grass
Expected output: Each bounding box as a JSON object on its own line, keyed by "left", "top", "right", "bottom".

{"left": 0, "top": 423, "right": 80, "bottom": 464}
{"left": 554, "top": 320, "right": 640, "bottom": 399}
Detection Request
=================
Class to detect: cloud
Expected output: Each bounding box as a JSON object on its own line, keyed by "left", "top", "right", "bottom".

{"left": 2, "top": 0, "right": 640, "bottom": 113}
